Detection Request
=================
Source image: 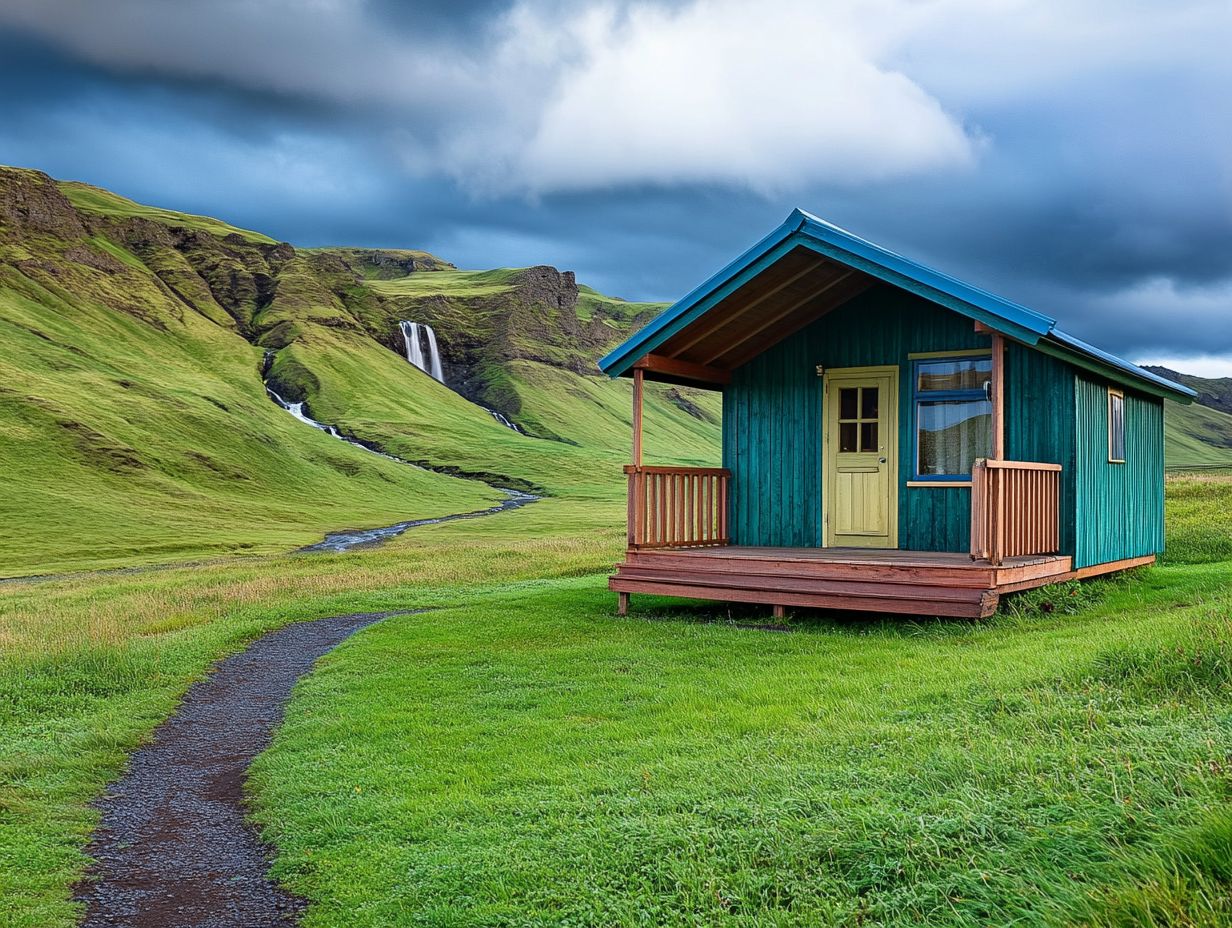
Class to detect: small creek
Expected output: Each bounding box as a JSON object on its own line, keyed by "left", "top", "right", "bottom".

{"left": 264, "top": 385, "right": 539, "bottom": 553}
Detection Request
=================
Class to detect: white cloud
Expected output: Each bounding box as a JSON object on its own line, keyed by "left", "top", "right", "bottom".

{"left": 2, "top": 0, "right": 979, "bottom": 196}
{"left": 6, "top": 0, "right": 1228, "bottom": 200}
{"left": 486, "top": 0, "right": 978, "bottom": 195}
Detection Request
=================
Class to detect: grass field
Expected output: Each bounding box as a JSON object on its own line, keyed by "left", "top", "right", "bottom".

{"left": 3, "top": 480, "right": 1232, "bottom": 927}
{"left": 1165, "top": 400, "right": 1232, "bottom": 471}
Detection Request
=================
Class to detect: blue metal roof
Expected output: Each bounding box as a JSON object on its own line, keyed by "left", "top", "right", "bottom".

{"left": 599, "top": 209, "right": 1195, "bottom": 401}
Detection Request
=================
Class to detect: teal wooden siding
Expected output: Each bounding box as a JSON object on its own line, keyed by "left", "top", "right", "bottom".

{"left": 1003, "top": 343, "right": 1077, "bottom": 557}
{"left": 1073, "top": 376, "right": 1165, "bottom": 568}
{"left": 722, "top": 285, "right": 1082, "bottom": 553}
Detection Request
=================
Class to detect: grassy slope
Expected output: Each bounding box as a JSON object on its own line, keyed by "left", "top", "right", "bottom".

{"left": 3, "top": 481, "right": 1231, "bottom": 927}
{"left": 0, "top": 167, "right": 719, "bottom": 573}
{"left": 283, "top": 326, "right": 720, "bottom": 502}
{"left": 0, "top": 170, "right": 500, "bottom": 574}
{"left": 58, "top": 180, "right": 277, "bottom": 244}
{"left": 1164, "top": 399, "right": 1232, "bottom": 470}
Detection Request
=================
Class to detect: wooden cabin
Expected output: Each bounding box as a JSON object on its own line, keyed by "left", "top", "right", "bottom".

{"left": 599, "top": 210, "right": 1196, "bottom": 618}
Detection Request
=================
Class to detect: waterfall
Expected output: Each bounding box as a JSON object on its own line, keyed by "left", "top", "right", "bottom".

{"left": 422, "top": 325, "right": 444, "bottom": 381}
{"left": 485, "top": 408, "right": 522, "bottom": 433}
{"left": 397, "top": 320, "right": 524, "bottom": 434}
{"left": 266, "top": 387, "right": 340, "bottom": 438}
{"left": 399, "top": 321, "right": 444, "bottom": 383}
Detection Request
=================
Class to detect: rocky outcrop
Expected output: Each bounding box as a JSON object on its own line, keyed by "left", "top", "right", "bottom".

{"left": 0, "top": 167, "right": 88, "bottom": 240}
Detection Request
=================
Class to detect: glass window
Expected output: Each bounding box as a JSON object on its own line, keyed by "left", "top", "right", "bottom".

{"left": 836, "top": 385, "right": 881, "bottom": 453}
{"left": 1109, "top": 389, "right": 1125, "bottom": 462}
{"left": 913, "top": 356, "right": 992, "bottom": 479}
{"left": 840, "top": 422, "right": 858, "bottom": 452}
{"left": 840, "top": 387, "right": 858, "bottom": 420}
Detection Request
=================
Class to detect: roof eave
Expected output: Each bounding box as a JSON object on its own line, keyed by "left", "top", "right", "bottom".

{"left": 1039, "top": 330, "right": 1197, "bottom": 402}
{"left": 598, "top": 212, "right": 807, "bottom": 378}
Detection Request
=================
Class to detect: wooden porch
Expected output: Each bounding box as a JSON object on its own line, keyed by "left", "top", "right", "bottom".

{"left": 612, "top": 545, "right": 1071, "bottom": 619}
{"left": 611, "top": 462, "right": 1152, "bottom": 617}
{"left": 610, "top": 455, "right": 1155, "bottom": 617}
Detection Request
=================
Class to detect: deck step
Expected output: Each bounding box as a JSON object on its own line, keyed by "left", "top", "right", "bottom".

{"left": 622, "top": 551, "right": 996, "bottom": 588}
{"left": 613, "top": 565, "right": 986, "bottom": 604}
{"left": 609, "top": 574, "right": 997, "bottom": 618}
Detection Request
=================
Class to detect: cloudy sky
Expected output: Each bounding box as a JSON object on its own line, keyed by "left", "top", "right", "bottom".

{"left": 2, "top": 0, "right": 1229, "bottom": 373}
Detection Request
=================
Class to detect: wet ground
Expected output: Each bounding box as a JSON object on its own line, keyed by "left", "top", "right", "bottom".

{"left": 75, "top": 610, "right": 416, "bottom": 928}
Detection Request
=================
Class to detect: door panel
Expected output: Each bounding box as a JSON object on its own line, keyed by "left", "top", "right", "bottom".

{"left": 824, "top": 368, "right": 898, "bottom": 547}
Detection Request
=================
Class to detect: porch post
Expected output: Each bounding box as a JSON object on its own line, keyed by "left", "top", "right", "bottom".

{"left": 632, "top": 367, "right": 644, "bottom": 466}
{"left": 990, "top": 333, "right": 1005, "bottom": 460}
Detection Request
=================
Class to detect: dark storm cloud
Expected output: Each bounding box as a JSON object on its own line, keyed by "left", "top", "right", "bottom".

{"left": 0, "top": 0, "right": 1228, "bottom": 365}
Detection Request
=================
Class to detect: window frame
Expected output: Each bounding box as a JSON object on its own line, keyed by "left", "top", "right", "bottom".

{"left": 1108, "top": 387, "right": 1126, "bottom": 464}
{"left": 911, "top": 352, "right": 993, "bottom": 483}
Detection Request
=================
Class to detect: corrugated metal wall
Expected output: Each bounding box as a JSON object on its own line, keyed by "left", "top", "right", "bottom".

{"left": 721, "top": 285, "right": 1081, "bottom": 552}
{"left": 1073, "top": 375, "right": 1165, "bottom": 568}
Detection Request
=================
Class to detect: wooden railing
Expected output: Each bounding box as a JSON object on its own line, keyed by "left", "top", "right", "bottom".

{"left": 625, "top": 465, "right": 730, "bottom": 549}
{"left": 970, "top": 459, "right": 1062, "bottom": 565}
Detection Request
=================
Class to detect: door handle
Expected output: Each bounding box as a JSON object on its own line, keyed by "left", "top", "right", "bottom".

{"left": 879, "top": 457, "right": 887, "bottom": 464}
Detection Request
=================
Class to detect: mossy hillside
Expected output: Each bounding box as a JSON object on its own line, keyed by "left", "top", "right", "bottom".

{"left": 58, "top": 179, "right": 277, "bottom": 244}
{"left": 272, "top": 323, "right": 720, "bottom": 499}
{"left": 0, "top": 165, "right": 719, "bottom": 572}
{"left": 0, "top": 169, "right": 495, "bottom": 574}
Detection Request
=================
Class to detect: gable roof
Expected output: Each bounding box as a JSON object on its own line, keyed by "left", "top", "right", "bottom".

{"left": 599, "top": 209, "right": 1195, "bottom": 402}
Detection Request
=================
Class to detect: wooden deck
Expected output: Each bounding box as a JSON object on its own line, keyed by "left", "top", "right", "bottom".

{"left": 611, "top": 545, "right": 1103, "bottom": 618}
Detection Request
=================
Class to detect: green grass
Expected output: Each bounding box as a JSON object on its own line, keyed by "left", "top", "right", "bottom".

{"left": 4, "top": 482, "right": 1231, "bottom": 927}
{"left": 367, "top": 268, "right": 524, "bottom": 298}
{"left": 246, "top": 507, "right": 1232, "bottom": 927}
{"left": 1164, "top": 400, "right": 1232, "bottom": 470}
{"left": 57, "top": 180, "right": 277, "bottom": 244}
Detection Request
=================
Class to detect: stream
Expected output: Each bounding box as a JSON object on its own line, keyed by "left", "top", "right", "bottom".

{"left": 264, "top": 387, "right": 539, "bottom": 553}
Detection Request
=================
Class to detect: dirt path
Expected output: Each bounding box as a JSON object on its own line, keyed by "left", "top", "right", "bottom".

{"left": 75, "top": 610, "right": 414, "bottom": 927}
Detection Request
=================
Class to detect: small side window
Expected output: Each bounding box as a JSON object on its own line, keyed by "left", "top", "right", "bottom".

{"left": 1108, "top": 388, "right": 1125, "bottom": 463}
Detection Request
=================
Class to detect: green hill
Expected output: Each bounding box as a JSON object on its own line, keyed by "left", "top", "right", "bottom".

{"left": 1143, "top": 367, "right": 1232, "bottom": 470}
{"left": 0, "top": 166, "right": 719, "bottom": 576}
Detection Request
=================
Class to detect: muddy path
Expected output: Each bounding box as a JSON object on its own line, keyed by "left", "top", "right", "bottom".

{"left": 75, "top": 610, "right": 415, "bottom": 927}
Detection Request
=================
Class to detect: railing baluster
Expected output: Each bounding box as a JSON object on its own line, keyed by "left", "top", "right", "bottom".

{"left": 971, "top": 459, "right": 1062, "bottom": 563}
{"left": 622, "top": 465, "right": 732, "bottom": 549}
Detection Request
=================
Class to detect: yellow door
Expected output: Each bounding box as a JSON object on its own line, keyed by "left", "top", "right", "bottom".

{"left": 824, "top": 366, "right": 898, "bottom": 548}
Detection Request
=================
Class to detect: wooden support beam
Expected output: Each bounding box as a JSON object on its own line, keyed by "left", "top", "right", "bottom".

{"left": 633, "top": 353, "right": 731, "bottom": 386}
{"left": 666, "top": 259, "right": 825, "bottom": 355}
{"left": 722, "top": 275, "right": 875, "bottom": 369}
{"left": 700, "top": 270, "right": 857, "bottom": 366}
{"left": 632, "top": 367, "right": 644, "bottom": 466}
{"left": 617, "top": 591, "right": 630, "bottom": 616}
